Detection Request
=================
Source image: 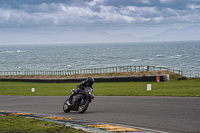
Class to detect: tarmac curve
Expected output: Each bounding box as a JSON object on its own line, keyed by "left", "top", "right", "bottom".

{"left": 0, "top": 95, "right": 200, "bottom": 133}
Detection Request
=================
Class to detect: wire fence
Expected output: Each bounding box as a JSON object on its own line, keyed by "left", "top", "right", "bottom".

{"left": 186, "top": 70, "right": 200, "bottom": 78}
{"left": 0, "top": 65, "right": 183, "bottom": 76}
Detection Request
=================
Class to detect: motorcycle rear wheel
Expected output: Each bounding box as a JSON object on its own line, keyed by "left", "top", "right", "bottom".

{"left": 78, "top": 99, "right": 89, "bottom": 113}
{"left": 63, "top": 99, "right": 71, "bottom": 113}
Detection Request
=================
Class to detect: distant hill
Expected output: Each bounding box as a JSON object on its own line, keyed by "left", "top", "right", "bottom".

{"left": 0, "top": 25, "right": 199, "bottom": 44}
{"left": 0, "top": 29, "right": 137, "bottom": 44}
{"left": 140, "top": 25, "right": 200, "bottom": 41}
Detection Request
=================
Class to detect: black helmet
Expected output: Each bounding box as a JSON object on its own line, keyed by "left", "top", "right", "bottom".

{"left": 86, "top": 77, "right": 94, "bottom": 85}
{"left": 87, "top": 77, "right": 94, "bottom": 82}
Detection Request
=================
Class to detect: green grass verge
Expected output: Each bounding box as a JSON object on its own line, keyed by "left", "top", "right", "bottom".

{"left": 0, "top": 115, "right": 87, "bottom": 133}
{"left": 0, "top": 77, "right": 200, "bottom": 97}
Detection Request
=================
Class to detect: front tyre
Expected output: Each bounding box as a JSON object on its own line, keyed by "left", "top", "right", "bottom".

{"left": 78, "top": 98, "right": 89, "bottom": 113}
{"left": 63, "top": 99, "right": 71, "bottom": 113}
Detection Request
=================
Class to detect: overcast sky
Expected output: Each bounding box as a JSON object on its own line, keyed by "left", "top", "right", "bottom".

{"left": 1, "top": 0, "right": 200, "bottom": 37}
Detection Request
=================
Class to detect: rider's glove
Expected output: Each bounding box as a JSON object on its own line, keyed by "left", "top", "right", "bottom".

{"left": 71, "top": 89, "right": 75, "bottom": 94}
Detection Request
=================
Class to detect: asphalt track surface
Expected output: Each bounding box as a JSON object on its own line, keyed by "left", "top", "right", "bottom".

{"left": 0, "top": 95, "right": 200, "bottom": 133}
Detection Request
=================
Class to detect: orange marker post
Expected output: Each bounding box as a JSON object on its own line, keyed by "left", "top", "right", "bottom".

{"left": 157, "top": 76, "right": 160, "bottom": 82}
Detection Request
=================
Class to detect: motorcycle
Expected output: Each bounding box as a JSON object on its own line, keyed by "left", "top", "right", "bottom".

{"left": 63, "top": 86, "right": 94, "bottom": 113}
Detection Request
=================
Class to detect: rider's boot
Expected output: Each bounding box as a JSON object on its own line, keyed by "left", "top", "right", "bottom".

{"left": 67, "top": 90, "right": 78, "bottom": 106}
{"left": 66, "top": 100, "right": 71, "bottom": 105}
{"left": 67, "top": 94, "right": 76, "bottom": 106}
{"left": 67, "top": 100, "right": 75, "bottom": 106}
{"left": 67, "top": 95, "right": 73, "bottom": 105}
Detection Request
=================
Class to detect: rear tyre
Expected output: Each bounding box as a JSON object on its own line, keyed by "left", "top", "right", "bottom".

{"left": 63, "top": 99, "right": 71, "bottom": 113}
{"left": 78, "top": 99, "right": 89, "bottom": 113}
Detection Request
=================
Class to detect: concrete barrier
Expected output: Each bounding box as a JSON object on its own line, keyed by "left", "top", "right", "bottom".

{"left": 0, "top": 75, "right": 169, "bottom": 83}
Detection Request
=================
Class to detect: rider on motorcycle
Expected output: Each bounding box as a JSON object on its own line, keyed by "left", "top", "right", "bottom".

{"left": 67, "top": 77, "right": 94, "bottom": 106}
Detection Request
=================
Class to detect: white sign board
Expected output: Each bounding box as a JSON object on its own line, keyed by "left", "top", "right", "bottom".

{"left": 31, "top": 88, "right": 35, "bottom": 92}
{"left": 147, "top": 84, "right": 151, "bottom": 91}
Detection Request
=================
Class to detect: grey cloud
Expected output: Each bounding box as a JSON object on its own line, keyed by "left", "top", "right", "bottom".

{"left": 120, "top": 6, "right": 161, "bottom": 18}
{"left": 19, "top": 3, "right": 60, "bottom": 13}
{"left": 87, "top": 0, "right": 107, "bottom": 7}
{"left": 0, "top": 0, "right": 200, "bottom": 30}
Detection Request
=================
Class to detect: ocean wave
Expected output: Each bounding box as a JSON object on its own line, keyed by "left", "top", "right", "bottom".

{"left": 170, "top": 55, "right": 182, "bottom": 58}
{"left": 156, "top": 55, "right": 165, "bottom": 57}
{"left": 130, "top": 59, "right": 141, "bottom": 62}
{"left": 0, "top": 50, "right": 25, "bottom": 53}
{"left": 17, "top": 50, "right": 23, "bottom": 52}
{"left": 1, "top": 51, "right": 14, "bottom": 53}
{"left": 169, "top": 54, "right": 189, "bottom": 59}
{"left": 175, "top": 55, "right": 182, "bottom": 57}
{"left": 130, "top": 58, "right": 150, "bottom": 62}
{"left": 155, "top": 66, "right": 172, "bottom": 68}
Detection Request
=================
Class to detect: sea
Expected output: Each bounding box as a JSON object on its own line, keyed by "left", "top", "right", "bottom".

{"left": 0, "top": 41, "right": 200, "bottom": 77}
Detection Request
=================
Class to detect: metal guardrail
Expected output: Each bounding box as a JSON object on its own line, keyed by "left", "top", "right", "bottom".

{"left": 0, "top": 65, "right": 183, "bottom": 76}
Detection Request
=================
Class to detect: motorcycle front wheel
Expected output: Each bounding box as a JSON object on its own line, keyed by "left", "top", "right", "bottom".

{"left": 63, "top": 99, "right": 71, "bottom": 113}
{"left": 78, "top": 98, "right": 89, "bottom": 113}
